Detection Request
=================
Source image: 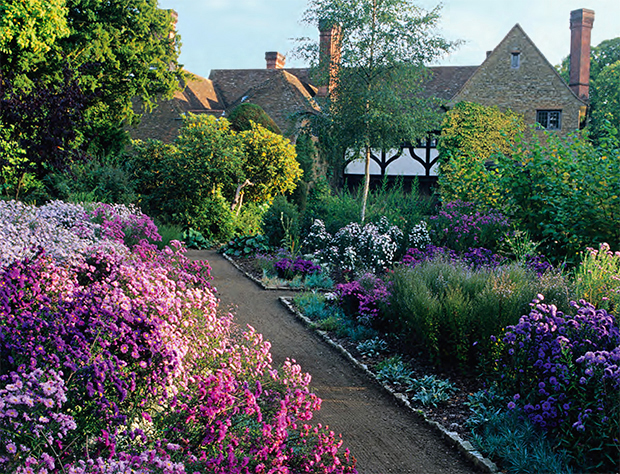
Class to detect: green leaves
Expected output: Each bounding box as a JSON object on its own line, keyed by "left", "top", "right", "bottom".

{"left": 495, "top": 127, "right": 620, "bottom": 263}
{"left": 130, "top": 115, "right": 301, "bottom": 242}
{"left": 298, "top": 0, "right": 458, "bottom": 220}
{"left": 0, "top": 0, "right": 69, "bottom": 72}
{"left": 437, "top": 102, "right": 524, "bottom": 207}
{"left": 0, "top": 0, "right": 183, "bottom": 156}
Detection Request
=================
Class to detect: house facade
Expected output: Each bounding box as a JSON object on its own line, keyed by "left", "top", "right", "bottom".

{"left": 345, "top": 9, "right": 592, "bottom": 182}
{"left": 130, "top": 8, "right": 593, "bottom": 185}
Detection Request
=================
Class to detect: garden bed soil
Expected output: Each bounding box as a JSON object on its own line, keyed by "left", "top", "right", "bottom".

{"left": 193, "top": 249, "right": 494, "bottom": 474}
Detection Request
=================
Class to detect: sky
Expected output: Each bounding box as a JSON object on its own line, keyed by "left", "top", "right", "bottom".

{"left": 158, "top": 0, "right": 620, "bottom": 79}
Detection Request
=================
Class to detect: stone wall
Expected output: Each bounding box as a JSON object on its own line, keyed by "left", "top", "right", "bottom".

{"left": 453, "top": 25, "right": 586, "bottom": 133}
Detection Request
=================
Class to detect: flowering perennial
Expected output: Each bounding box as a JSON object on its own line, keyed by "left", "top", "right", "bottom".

{"left": 273, "top": 257, "right": 322, "bottom": 279}
{"left": 429, "top": 200, "right": 510, "bottom": 252}
{"left": 336, "top": 274, "right": 392, "bottom": 327}
{"left": 304, "top": 217, "right": 403, "bottom": 274}
{"left": 494, "top": 296, "right": 620, "bottom": 470}
{"left": 0, "top": 201, "right": 356, "bottom": 473}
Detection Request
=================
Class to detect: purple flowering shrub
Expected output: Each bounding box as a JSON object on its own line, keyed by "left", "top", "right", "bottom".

{"left": 401, "top": 245, "right": 502, "bottom": 270}
{"left": 0, "top": 202, "right": 356, "bottom": 473}
{"left": 429, "top": 200, "right": 510, "bottom": 253}
{"left": 273, "top": 256, "right": 322, "bottom": 280}
{"left": 89, "top": 202, "right": 162, "bottom": 248}
{"left": 335, "top": 274, "right": 392, "bottom": 328}
{"left": 492, "top": 296, "right": 620, "bottom": 471}
{"left": 0, "top": 200, "right": 161, "bottom": 268}
{"left": 0, "top": 245, "right": 216, "bottom": 466}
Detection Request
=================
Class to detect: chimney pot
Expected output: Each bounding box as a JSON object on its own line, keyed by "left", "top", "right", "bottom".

{"left": 569, "top": 8, "right": 595, "bottom": 100}
{"left": 265, "top": 51, "right": 286, "bottom": 69}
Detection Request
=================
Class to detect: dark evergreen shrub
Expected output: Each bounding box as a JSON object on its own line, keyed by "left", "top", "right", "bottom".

{"left": 228, "top": 103, "right": 281, "bottom": 135}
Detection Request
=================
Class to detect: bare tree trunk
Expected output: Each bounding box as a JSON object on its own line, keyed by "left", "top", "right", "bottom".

{"left": 361, "top": 145, "right": 371, "bottom": 222}
{"left": 231, "top": 179, "right": 253, "bottom": 214}
{"left": 235, "top": 192, "right": 244, "bottom": 216}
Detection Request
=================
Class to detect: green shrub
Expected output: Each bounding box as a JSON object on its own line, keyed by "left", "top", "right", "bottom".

{"left": 294, "top": 132, "right": 316, "bottom": 183}
{"left": 228, "top": 103, "right": 282, "bottom": 135}
{"left": 356, "top": 337, "right": 389, "bottom": 357}
{"left": 468, "top": 401, "right": 573, "bottom": 474}
{"left": 375, "top": 356, "right": 414, "bottom": 387}
{"left": 303, "top": 177, "right": 428, "bottom": 237}
{"left": 222, "top": 234, "right": 270, "bottom": 258}
{"left": 234, "top": 201, "right": 269, "bottom": 236}
{"left": 437, "top": 101, "right": 524, "bottom": 208}
{"left": 181, "top": 189, "right": 236, "bottom": 243}
{"left": 262, "top": 196, "right": 300, "bottom": 248}
{"left": 494, "top": 126, "right": 620, "bottom": 263}
{"left": 182, "top": 228, "right": 211, "bottom": 249}
{"left": 47, "top": 158, "right": 138, "bottom": 205}
{"left": 156, "top": 223, "right": 185, "bottom": 249}
{"left": 303, "top": 272, "right": 334, "bottom": 289}
{"left": 407, "top": 375, "right": 458, "bottom": 407}
{"left": 573, "top": 242, "right": 620, "bottom": 313}
{"left": 384, "top": 256, "right": 572, "bottom": 369}
{"left": 129, "top": 115, "right": 301, "bottom": 243}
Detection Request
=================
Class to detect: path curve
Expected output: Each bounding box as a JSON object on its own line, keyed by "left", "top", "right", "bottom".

{"left": 188, "top": 249, "right": 481, "bottom": 474}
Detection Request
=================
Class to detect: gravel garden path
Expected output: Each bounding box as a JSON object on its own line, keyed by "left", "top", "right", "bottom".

{"left": 187, "top": 249, "right": 483, "bottom": 474}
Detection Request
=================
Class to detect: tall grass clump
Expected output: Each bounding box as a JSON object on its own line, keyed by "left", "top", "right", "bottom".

{"left": 384, "top": 254, "right": 572, "bottom": 369}
{"left": 304, "top": 177, "right": 429, "bottom": 235}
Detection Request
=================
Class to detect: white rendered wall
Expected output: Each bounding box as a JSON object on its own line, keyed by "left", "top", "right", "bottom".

{"left": 344, "top": 146, "right": 439, "bottom": 176}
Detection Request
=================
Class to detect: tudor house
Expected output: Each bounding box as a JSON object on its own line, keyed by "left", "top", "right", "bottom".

{"left": 130, "top": 8, "right": 594, "bottom": 184}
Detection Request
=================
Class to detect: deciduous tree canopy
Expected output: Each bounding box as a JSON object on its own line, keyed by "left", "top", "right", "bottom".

{"left": 298, "top": 0, "right": 458, "bottom": 221}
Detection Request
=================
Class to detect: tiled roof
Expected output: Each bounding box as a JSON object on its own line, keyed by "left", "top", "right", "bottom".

{"left": 176, "top": 72, "right": 224, "bottom": 111}
{"left": 423, "top": 66, "right": 479, "bottom": 101}
{"left": 130, "top": 63, "right": 478, "bottom": 142}
{"left": 222, "top": 69, "right": 319, "bottom": 135}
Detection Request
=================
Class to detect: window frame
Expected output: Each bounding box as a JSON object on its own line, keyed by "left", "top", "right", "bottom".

{"left": 536, "top": 110, "right": 562, "bottom": 130}
{"left": 511, "top": 52, "right": 521, "bottom": 69}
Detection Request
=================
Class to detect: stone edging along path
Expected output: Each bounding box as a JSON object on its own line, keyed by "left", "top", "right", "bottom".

{"left": 222, "top": 253, "right": 498, "bottom": 474}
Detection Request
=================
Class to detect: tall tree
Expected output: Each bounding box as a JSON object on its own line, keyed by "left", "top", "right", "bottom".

{"left": 53, "top": 0, "right": 182, "bottom": 154}
{"left": 298, "top": 0, "right": 458, "bottom": 221}
{"left": 0, "top": 0, "right": 70, "bottom": 81}
{"left": 0, "top": 0, "right": 182, "bottom": 160}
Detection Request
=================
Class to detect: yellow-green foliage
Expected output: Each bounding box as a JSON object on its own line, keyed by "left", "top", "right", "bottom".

{"left": 239, "top": 123, "right": 303, "bottom": 203}
{"left": 494, "top": 127, "right": 620, "bottom": 263}
{"left": 130, "top": 114, "right": 301, "bottom": 241}
{"left": 438, "top": 102, "right": 524, "bottom": 207}
{"left": 573, "top": 243, "right": 620, "bottom": 313}
{"left": 0, "top": 0, "right": 69, "bottom": 72}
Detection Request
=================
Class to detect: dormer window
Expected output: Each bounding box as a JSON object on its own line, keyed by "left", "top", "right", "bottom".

{"left": 511, "top": 52, "right": 521, "bottom": 69}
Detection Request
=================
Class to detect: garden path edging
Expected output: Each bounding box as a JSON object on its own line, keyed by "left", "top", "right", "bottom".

{"left": 220, "top": 252, "right": 498, "bottom": 473}
{"left": 222, "top": 253, "right": 304, "bottom": 291}
{"left": 278, "top": 296, "right": 498, "bottom": 474}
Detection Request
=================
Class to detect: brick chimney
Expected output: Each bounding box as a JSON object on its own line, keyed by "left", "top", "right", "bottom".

{"left": 168, "top": 9, "right": 178, "bottom": 40}
{"left": 265, "top": 51, "right": 286, "bottom": 69}
{"left": 317, "top": 20, "right": 342, "bottom": 97}
{"left": 569, "top": 8, "right": 595, "bottom": 100}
